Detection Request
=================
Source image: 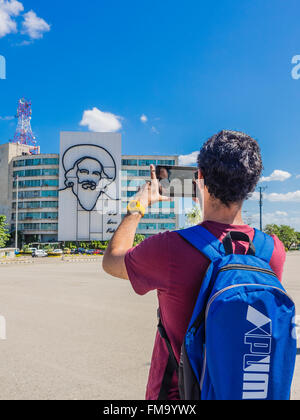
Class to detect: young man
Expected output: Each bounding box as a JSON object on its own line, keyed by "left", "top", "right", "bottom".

{"left": 103, "top": 130, "right": 286, "bottom": 400}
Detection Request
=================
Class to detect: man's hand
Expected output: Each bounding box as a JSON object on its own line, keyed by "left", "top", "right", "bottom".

{"left": 135, "top": 164, "right": 170, "bottom": 209}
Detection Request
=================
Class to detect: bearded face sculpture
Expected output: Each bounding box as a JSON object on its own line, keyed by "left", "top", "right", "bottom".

{"left": 61, "top": 145, "right": 117, "bottom": 211}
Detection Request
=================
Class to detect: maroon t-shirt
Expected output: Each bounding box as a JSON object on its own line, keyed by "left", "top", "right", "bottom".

{"left": 124, "top": 221, "right": 286, "bottom": 400}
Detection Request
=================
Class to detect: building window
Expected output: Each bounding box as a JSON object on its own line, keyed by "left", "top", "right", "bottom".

{"left": 158, "top": 223, "right": 176, "bottom": 230}
{"left": 13, "top": 157, "right": 59, "bottom": 168}
{"left": 41, "top": 191, "right": 58, "bottom": 198}
{"left": 19, "top": 223, "right": 40, "bottom": 231}
{"left": 143, "top": 213, "right": 176, "bottom": 220}
{"left": 139, "top": 170, "right": 150, "bottom": 177}
{"left": 41, "top": 201, "right": 59, "bottom": 208}
{"left": 121, "top": 179, "right": 145, "bottom": 188}
{"left": 138, "top": 160, "right": 157, "bottom": 167}
{"left": 122, "top": 170, "right": 138, "bottom": 177}
{"left": 13, "top": 180, "right": 41, "bottom": 188}
{"left": 42, "top": 168, "right": 59, "bottom": 176}
{"left": 138, "top": 223, "right": 157, "bottom": 230}
{"left": 122, "top": 159, "right": 138, "bottom": 166}
{"left": 41, "top": 212, "right": 58, "bottom": 220}
{"left": 157, "top": 160, "right": 176, "bottom": 166}
{"left": 24, "top": 159, "right": 42, "bottom": 166}
{"left": 40, "top": 223, "right": 58, "bottom": 231}
{"left": 42, "top": 158, "right": 59, "bottom": 165}
{"left": 41, "top": 179, "right": 59, "bottom": 187}
{"left": 13, "top": 160, "right": 25, "bottom": 167}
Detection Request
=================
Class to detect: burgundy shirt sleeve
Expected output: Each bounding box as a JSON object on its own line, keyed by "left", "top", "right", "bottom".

{"left": 125, "top": 232, "right": 171, "bottom": 296}
{"left": 269, "top": 234, "right": 286, "bottom": 283}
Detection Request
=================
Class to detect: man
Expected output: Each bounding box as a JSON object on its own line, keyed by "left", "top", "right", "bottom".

{"left": 103, "top": 130, "right": 286, "bottom": 400}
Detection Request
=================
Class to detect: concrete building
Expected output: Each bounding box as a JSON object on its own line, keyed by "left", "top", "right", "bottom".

{"left": 11, "top": 150, "right": 60, "bottom": 244}
{"left": 0, "top": 143, "right": 180, "bottom": 244}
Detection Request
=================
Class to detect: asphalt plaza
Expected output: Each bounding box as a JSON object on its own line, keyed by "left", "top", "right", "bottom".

{"left": 0, "top": 254, "right": 299, "bottom": 400}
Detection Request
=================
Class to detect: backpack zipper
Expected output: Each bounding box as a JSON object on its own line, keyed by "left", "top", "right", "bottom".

{"left": 219, "top": 264, "right": 278, "bottom": 278}
{"left": 199, "top": 281, "right": 293, "bottom": 391}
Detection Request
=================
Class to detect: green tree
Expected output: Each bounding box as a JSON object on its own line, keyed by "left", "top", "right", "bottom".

{"left": 265, "top": 224, "right": 298, "bottom": 251}
{"left": 296, "top": 232, "right": 300, "bottom": 246}
{"left": 133, "top": 234, "right": 146, "bottom": 246}
{"left": 0, "top": 215, "right": 10, "bottom": 248}
{"left": 185, "top": 206, "right": 202, "bottom": 227}
{"left": 264, "top": 224, "right": 280, "bottom": 237}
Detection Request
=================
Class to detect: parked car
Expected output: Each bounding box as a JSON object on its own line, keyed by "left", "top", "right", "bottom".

{"left": 52, "top": 249, "right": 63, "bottom": 255}
{"left": 32, "top": 249, "right": 48, "bottom": 258}
{"left": 86, "top": 249, "right": 95, "bottom": 255}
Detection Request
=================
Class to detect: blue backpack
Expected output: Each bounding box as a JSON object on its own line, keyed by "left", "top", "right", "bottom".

{"left": 157, "top": 226, "right": 297, "bottom": 400}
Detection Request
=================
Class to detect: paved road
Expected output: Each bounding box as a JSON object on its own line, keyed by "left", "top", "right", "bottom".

{"left": 0, "top": 254, "right": 299, "bottom": 400}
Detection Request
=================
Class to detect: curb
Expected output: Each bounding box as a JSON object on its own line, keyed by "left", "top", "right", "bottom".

{"left": 0, "top": 260, "right": 33, "bottom": 265}
{"left": 62, "top": 258, "right": 100, "bottom": 263}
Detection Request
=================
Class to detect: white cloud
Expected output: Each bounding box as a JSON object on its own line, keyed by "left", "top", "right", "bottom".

{"left": 266, "top": 190, "right": 300, "bottom": 202}
{"left": 140, "top": 114, "right": 148, "bottom": 123}
{"left": 250, "top": 211, "right": 300, "bottom": 231}
{"left": 0, "top": 0, "right": 23, "bottom": 38}
{"left": 249, "top": 190, "right": 300, "bottom": 203}
{"left": 296, "top": 175, "right": 300, "bottom": 179}
{"left": 249, "top": 191, "right": 260, "bottom": 201}
{"left": 0, "top": 2, "right": 50, "bottom": 41}
{"left": 21, "top": 10, "right": 50, "bottom": 39}
{"left": 179, "top": 151, "right": 199, "bottom": 166}
{"left": 80, "top": 107, "right": 123, "bottom": 133}
{"left": 260, "top": 170, "right": 292, "bottom": 183}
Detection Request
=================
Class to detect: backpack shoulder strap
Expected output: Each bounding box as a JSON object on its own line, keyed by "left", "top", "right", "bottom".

{"left": 252, "top": 229, "right": 275, "bottom": 263}
{"left": 176, "top": 225, "right": 226, "bottom": 262}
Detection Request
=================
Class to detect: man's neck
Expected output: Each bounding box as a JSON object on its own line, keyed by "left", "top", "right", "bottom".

{"left": 202, "top": 198, "right": 245, "bottom": 226}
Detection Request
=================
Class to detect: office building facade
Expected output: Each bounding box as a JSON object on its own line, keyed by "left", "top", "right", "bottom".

{"left": 0, "top": 143, "right": 179, "bottom": 244}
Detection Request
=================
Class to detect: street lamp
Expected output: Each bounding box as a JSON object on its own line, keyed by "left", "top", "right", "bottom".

{"left": 258, "top": 186, "right": 267, "bottom": 231}
{"left": 14, "top": 175, "right": 19, "bottom": 250}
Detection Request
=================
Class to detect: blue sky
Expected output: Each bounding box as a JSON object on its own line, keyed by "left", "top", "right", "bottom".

{"left": 0, "top": 0, "right": 300, "bottom": 229}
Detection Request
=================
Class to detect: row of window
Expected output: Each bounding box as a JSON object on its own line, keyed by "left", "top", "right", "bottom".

{"left": 143, "top": 213, "right": 176, "bottom": 220}
{"left": 138, "top": 223, "right": 176, "bottom": 231}
{"left": 13, "top": 158, "right": 174, "bottom": 168}
{"left": 13, "top": 190, "right": 59, "bottom": 199}
{"left": 13, "top": 158, "right": 59, "bottom": 167}
{"left": 13, "top": 169, "right": 59, "bottom": 178}
{"left": 12, "top": 212, "right": 58, "bottom": 221}
{"left": 13, "top": 179, "right": 59, "bottom": 189}
{"left": 122, "top": 159, "right": 175, "bottom": 167}
{"left": 122, "top": 170, "right": 151, "bottom": 177}
{"left": 122, "top": 201, "right": 175, "bottom": 209}
{"left": 12, "top": 201, "right": 58, "bottom": 210}
{"left": 11, "top": 223, "right": 58, "bottom": 231}
{"left": 121, "top": 179, "right": 146, "bottom": 188}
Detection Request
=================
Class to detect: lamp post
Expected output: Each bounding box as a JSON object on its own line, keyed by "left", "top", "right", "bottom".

{"left": 258, "top": 186, "right": 267, "bottom": 231}
{"left": 15, "top": 175, "right": 19, "bottom": 250}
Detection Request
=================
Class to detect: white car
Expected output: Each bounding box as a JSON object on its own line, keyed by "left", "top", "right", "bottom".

{"left": 32, "top": 249, "right": 48, "bottom": 258}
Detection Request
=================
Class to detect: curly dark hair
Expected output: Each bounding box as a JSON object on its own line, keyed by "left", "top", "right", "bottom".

{"left": 197, "top": 130, "right": 263, "bottom": 206}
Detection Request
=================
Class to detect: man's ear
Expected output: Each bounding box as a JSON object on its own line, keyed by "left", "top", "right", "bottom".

{"left": 198, "top": 169, "right": 204, "bottom": 180}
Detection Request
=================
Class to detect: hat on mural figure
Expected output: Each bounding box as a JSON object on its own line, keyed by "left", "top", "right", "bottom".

{"left": 60, "top": 144, "right": 117, "bottom": 211}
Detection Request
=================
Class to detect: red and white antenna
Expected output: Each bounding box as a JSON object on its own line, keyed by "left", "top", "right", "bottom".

{"left": 10, "top": 98, "right": 39, "bottom": 154}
